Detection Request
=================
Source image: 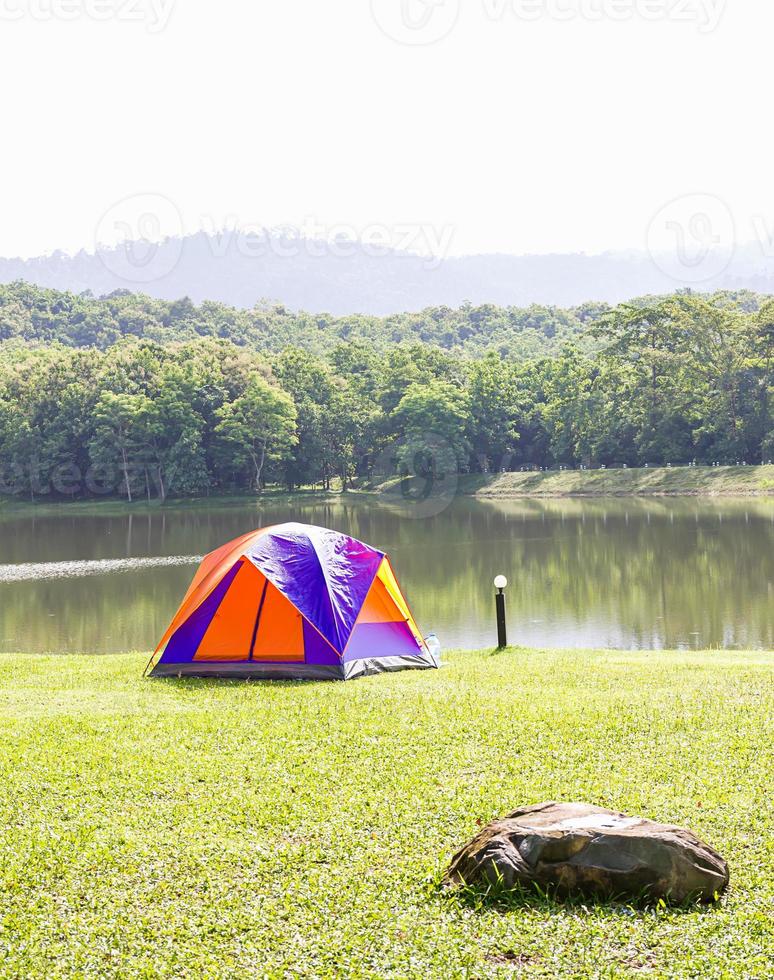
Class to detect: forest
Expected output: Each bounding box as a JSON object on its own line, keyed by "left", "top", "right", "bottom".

{"left": 0, "top": 282, "right": 771, "bottom": 500}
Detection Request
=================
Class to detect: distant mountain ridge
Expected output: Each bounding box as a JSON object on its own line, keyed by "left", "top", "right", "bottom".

{"left": 1, "top": 233, "right": 773, "bottom": 315}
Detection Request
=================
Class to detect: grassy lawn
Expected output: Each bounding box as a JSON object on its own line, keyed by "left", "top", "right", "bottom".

{"left": 454, "top": 465, "right": 774, "bottom": 498}
{"left": 0, "top": 649, "right": 771, "bottom": 978}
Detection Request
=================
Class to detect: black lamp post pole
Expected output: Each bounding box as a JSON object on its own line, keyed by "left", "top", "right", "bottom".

{"left": 496, "top": 588, "right": 507, "bottom": 649}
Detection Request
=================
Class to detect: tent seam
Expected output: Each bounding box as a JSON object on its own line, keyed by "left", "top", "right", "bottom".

{"left": 242, "top": 552, "right": 343, "bottom": 659}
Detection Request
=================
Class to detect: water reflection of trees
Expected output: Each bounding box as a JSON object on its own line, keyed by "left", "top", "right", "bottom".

{"left": 0, "top": 498, "right": 771, "bottom": 653}
{"left": 364, "top": 497, "right": 774, "bottom": 651}
{"left": 0, "top": 569, "right": 192, "bottom": 655}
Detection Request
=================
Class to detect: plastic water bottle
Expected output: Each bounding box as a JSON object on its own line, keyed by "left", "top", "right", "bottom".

{"left": 425, "top": 633, "right": 441, "bottom": 663}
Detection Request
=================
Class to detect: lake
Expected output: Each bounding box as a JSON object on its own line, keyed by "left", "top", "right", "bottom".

{"left": 0, "top": 496, "right": 772, "bottom": 654}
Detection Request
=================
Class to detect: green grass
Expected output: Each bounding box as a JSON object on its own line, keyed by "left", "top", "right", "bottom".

{"left": 375, "top": 465, "right": 774, "bottom": 499}
{"left": 456, "top": 465, "right": 774, "bottom": 498}
{"left": 1, "top": 649, "right": 772, "bottom": 978}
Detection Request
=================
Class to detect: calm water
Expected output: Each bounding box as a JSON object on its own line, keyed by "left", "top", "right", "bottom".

{"left": 0, "top": 497, "right": 772, "bottom": 653}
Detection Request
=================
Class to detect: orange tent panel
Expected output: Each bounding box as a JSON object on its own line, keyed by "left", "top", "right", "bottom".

{"left": 376, "top": 558, "right": 426, "bottom": 648}
{"left": 155, "top": 528, "right": 265, "bottom": 655}
{"left": 252, "top": 581, "right": 305, "bottom": 662}
{"left": 194, "top": 559, "right": 265, "bottom": 662}
{"left": 357, "top": 574, "right": 405, "bottom": 624}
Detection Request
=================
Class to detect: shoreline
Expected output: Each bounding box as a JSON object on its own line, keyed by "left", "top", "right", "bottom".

{"left": 0, "top": 466, "right": 772, "bottom": 513}
{"left": 378, "top": 464, "right": 774, "bottom": 501}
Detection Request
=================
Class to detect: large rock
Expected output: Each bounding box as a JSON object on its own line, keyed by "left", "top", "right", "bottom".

{"left": 445, "top": 802, "right": 729, "bottom": 904}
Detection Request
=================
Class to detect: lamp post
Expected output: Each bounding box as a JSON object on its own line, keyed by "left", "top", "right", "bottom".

{"left": 494, "top": 575, "right": 508, "bottom": 649}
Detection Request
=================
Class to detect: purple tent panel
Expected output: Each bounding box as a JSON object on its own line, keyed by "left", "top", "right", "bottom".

{"left": 343, "top": 620, "right": 423, "bottom": 663}
{"left": 302, "top": 619, "right": 342, "bottom": 666}
{"left": 246, "top": 523, "right": 383, "bottom": 654}
{"left": 161, "top": 560, "right": 242, "bottom": 664}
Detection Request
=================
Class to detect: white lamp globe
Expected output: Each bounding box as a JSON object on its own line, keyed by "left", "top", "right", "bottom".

{"left": 494, "top": 575, "right": 508, "bottom": 591}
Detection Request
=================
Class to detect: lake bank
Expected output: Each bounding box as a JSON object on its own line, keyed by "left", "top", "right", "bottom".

{"left": 1, "top": 466, "right": 773, "bottom": 515}
{"left": 1, "top": 648, "right": 771, "bottom": 978}
{"left": 378, "top": 465, "right": 774, "bottom": 499}
{"left": 0, "top": 488, "right": 342, "bottom": 517}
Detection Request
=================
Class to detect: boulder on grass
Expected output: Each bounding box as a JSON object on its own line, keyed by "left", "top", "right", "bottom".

{"left": 445, "top": 802, "right": 729, "bottom": 904}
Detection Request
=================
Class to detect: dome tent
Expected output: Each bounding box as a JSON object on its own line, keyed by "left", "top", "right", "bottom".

{"left": 145, "top": 523, "right": 438, "bottom": 681}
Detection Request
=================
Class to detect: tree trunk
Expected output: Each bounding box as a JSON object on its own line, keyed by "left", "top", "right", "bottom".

{"left": 729, "top": 384, "right": 738, "bottom": 434}
{"left": 253, "top": 441, "right": 267, "bottom": 493}
{"left": 122, "top": 445, "right": 132, "bottom": 503}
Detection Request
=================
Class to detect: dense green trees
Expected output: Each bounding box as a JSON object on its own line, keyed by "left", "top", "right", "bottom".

{"left": 0, "top": 285, "right": 771, "bottom": 501}
{"left": 215, "top": 375, "right": 297, "bottom": 492}
{"left": 393, "top": 381, "right": 471, "bottom": 480}
{"left": 0, "top": 281, "right": 595, "bottom": 359}
{"left": 467, "top": 354, "right": 521, "bottom": 472}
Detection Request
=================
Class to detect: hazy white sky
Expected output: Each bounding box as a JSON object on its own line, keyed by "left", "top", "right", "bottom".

{"left": 1, "top": 0, "right": 771, "bottom": 259}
